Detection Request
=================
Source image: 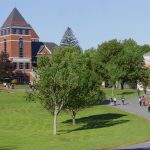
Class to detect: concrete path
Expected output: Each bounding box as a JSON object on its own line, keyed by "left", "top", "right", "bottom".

{"left": 113, "top": 141, "right": 150, "bottom": 150}
{"left": 111, "top": 95, "right": 150, "bottom": 150}
{"left": 112, "top": 97, "right": 150, "bottom": 121}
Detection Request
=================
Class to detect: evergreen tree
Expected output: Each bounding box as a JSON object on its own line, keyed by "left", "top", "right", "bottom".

{"left": 0, "top": 51, "right": 13, "bottom": 81}
{"left": 60, "top": 27, "right": 79, "bottom": 48}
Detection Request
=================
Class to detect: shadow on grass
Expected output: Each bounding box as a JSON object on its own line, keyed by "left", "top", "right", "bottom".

{"left": 62, "top": 113, "right": 129, "bottom": 132}
{"left": 0, "top": 146, "right": 16, "bottom": 150}
{"left": 117, "top": 91, "right": 135, "bottom": 96}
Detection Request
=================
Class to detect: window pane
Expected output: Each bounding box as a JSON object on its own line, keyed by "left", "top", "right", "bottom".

{"left": 25, "top": 30, "right": 29, "bottom": 35}
{"left": 19, "top": 29, "right": 23, "bottom": 34}
{"left": 19, "top": 38, "right": 23, "bottom": 57}
{"left": 13, "top": 29, "right": 16, "bottom": 34}
{"left": 4, "top": 39, "right": 7, "bottom": 53}
{"left": 19, "top": 63, "right": 24, "bottom": 69}
{"left": 25, "top": 63, "right": 30, "bottom": 69}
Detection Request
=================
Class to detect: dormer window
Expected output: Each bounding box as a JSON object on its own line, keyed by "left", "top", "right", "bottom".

{"left": 19, "top": 29, "right": 23, "bottom": 34}
{"left": 25, "top": 30, "right": 29, "bottom": 35}
{"left": 12, "top": 29, "right": 16, "bottom": 34}
{"left": 7, "top": 28, "right": 10, "bottom": 34}
{"left": 3, "top": 29, "right": 6, "bottom": 35}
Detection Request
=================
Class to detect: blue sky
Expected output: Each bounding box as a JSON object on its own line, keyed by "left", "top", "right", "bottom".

{"left": 1, "top": 0, "right": 150, "bottom": 50}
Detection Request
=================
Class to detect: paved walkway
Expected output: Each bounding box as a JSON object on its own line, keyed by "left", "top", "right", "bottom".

{"left": 112, "top": 97, "right": 150, "bottom": 121}
{"left": 111, "top": 95, "right": 150, "bottom": 150}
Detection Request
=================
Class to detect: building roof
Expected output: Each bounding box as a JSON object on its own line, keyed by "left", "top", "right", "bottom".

{"left": 32, "top": 42, "right": 58, "bottom": 57}
{"left": 1, "top": 8, "right": 39, "bottom": 39}
{"left": 1, "top": 8, "right": 30, "bottom": 28}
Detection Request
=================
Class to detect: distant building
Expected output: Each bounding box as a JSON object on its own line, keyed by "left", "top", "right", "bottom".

{"left": 0, "top": 8, "right": 57, "bottom": 83}
{"left": 144, "top": 51, "right": 150, "bottom": 67}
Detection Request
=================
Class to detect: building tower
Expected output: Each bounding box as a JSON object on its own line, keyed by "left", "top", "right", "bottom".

{"left": 0, "top": 8, "right": 39, "bottom": 83}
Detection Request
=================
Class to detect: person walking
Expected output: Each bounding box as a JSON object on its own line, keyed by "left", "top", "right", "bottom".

{"left": 139, "top": 96, "right": 142, "bottom": 106}
{"left": 121, "top": 95, "right": 125, "bottom": 105}
{"left": 147, "top": 102, "right": 150, "bottom": 112}
{"left": 113, "top": 97, "right": 117, "bottom": 106}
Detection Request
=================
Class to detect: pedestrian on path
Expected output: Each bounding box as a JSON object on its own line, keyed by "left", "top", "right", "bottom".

{"left": 139, "top": 96, "right": 142, "bottom": 106}
{"left": 121, "top": 95, "right": 125, "bottom": 105}
{"left": 110, "top": 98, "right": 113, "bottom": 105}
{"left": 147, "top": 102, "right": 150, "bottom": 112}
{"left": 113, "top": 97, "right": 117, "bottom": 106}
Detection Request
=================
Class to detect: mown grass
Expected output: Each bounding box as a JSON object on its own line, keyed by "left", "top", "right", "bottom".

{"left": 0, "top": 90, "right": 150, "bottom": 150}
{"left": 102, "top": 88, "right": 144, "bottom": 100}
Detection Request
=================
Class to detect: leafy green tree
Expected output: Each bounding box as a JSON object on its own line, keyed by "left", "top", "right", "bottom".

{"left": 65, "top": 49, "right": 105, "bottom": 125}
{"left": 60, "top": 27, "right": 79, "bottom": 48}
{"left": 96, "top": 39, "right": 123, "bottom": 88}
{"left": 29, "top": 46, "right": 103, "bottom": 135}
{"left": 0, "top": 51, "right": 13, "bottom": 81}
{"left": 115, "top": 39, "right": 144, "bottom": 89}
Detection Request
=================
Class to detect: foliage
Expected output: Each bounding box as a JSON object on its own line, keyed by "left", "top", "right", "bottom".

{"left": 0, "top": 51, "right": 13, "bottom": 82}
{"left": 30, "top": 46, "right": 104, "bottom": 133}
{"left": 60, "top": 27, "right": 79, "bottom": 48}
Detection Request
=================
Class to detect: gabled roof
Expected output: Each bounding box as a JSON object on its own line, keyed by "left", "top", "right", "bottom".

{"left": 2, "top": 8, "right": 30, "bottom": 28}
{"left": 32, "top": 42, "right": 58, "bottom": 58}
{"left": 37, "top": 42, "right": 58, "bottom": 54}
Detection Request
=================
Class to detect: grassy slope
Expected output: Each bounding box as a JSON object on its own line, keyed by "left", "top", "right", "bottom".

{"left": 0, "top": 90, "right": 150, "bottom": 150}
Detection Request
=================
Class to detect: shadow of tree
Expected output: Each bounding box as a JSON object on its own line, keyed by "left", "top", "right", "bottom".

{"left": 117, "top": 91, "right": 135, "bottom": 95}
{"left": 62, "top": 113, "right": 129, "bottom": 132}
{"left": 0, "top": 146, "right": 16, "bottom": 150}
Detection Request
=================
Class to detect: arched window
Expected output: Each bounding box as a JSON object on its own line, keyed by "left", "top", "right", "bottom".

{"left": 4, "top": 39, "right": 7, "bottom": 53}
{"left": 19, "top": 38, "right": 23, "bottom": 57}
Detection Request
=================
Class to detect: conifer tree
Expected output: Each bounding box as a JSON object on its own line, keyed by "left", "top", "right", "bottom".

{"left": 0, "top": 51, "right": 13, "bottom": 81}
{"left": 60, "top": 27, "right": 79, "bottom": 48}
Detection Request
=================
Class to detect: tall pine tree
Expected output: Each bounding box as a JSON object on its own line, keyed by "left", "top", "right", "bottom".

{"left": 60, "top": 27, "right": 79, "bottom": 48}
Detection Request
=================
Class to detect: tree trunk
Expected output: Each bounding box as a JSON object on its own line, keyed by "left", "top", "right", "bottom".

{"left": 112, "top": 85, "right": 114, "bottom": 98}
{"left": 121, "top": 82, "right": 124, "bottom": 90}
{"left": 72, "top": 110, "right": 76, "bottom": 125}
{"left": 53, "top": 105, "right": 58, "bottom": 135}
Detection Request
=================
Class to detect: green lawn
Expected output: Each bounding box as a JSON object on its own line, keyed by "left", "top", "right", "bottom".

{"left": 0, "top": 90, "right": 150, "bottom": 150}
{"left": 102, "top": 88, "right": 144, "bottom": 100}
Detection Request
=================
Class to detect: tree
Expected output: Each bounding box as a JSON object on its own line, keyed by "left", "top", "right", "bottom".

{"left": 115, "top": 39, "right": 144, "bottom": 89}
{"left": 65, "top": 49, "right": 105, "bottom": 125}
{"left": 60, "top": 27, "right": 79, "bottom": 48}
{"left": 29, "top": 46, "right": 103, "bottom": 135}
{"left": 96, "top": 39, "right": 123, "bottom": 87}
{"left": 0, "top": 51, "right": 13, "bottom": 81}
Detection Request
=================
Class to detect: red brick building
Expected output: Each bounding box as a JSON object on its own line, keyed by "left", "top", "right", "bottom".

{"left": 0, "top": 8, "right": 57, "bottom": 83}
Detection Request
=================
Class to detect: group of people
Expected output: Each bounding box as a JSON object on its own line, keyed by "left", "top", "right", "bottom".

{"left": 110, "top": 95, "right": 125, "bottom": 106}
{"left": 139, "top": 95, "right": 150, "bottom": 112}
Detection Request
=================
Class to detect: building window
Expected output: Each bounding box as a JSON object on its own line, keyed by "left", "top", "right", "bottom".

{"left": 19, "top": 63, "right": 24, "bottom": 69}
{"left": 19, "top": 29, "right": 23, "bottom": 34}
{"left": 13, "top": 62, "right": 17, "bottom": 69}
{"left": 19, "top": 38, "right": 23, "bottom": 57}
{"left": 12, "top": 29, "right": 16, "bottom": 34}
{"left": 25, "top": 63, "right": 30, "bottom": 69}
{"left": 4, "top": 39, "right": 7, "bottom": 53}
{"left": 7, "top": 28, "right": 10, "bottom": 34}
{"left": 25, "top": 30, "right": 29, "bottom": 35}
{"left": 3, "top": 30, "right": 6, "bottom": 35}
